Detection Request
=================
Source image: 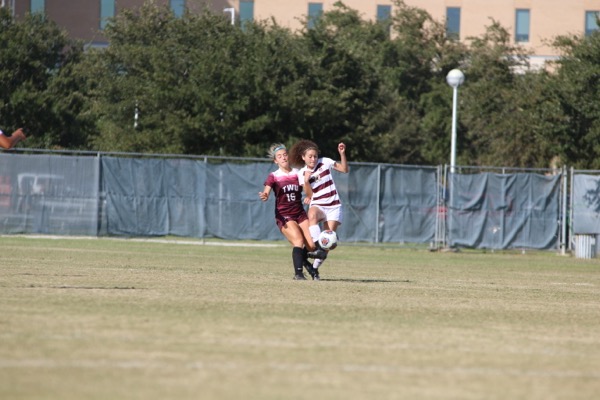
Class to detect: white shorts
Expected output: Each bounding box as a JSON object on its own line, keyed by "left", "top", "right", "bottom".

{"left": 313, "top": 204, "right": 343, "bottom": 224}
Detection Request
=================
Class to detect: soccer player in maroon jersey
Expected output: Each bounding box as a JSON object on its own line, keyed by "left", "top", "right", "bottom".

{"left": 289, "top": 140, "right": 349, "bottom": 276}
{"left": 259, "top": 143, "right": 325, "bottom": 280}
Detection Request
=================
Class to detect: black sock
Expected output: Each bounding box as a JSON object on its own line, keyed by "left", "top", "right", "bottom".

{"left": 302, "top": 247, "right": 309, "bottom": 258}
{"left": 292, "top": 247, "right": 304, "bottom": 274}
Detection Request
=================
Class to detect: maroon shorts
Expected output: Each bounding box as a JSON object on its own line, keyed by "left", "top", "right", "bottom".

{"left": 275, "top": 209, "right": 308, "bottom": 230}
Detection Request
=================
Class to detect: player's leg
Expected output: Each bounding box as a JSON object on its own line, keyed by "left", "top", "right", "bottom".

{"left": 281, "top": 221, "right": 313, "bottom": 280}
{"left": 300, "top": 220, "right": 316, "bottom": 252}
{"left": 299, "top": 219, "right": 320, "bottom": 280}
{"left": 306, "top": 206, "right": 328, "bottom": 260}
{"left": 313, "top": 207, "right": 343, "bottom": 271}
{"left": 324, "top": 220, "right": 340, "bottom": 231}
{"left": 281, "top": 222, "right": 305, "bottom": 279}
{"left": 307, "top": 205, "right": 324, "bottom": 244}
{"left": 0, "top": 128, "right": 26, "bottom": 149}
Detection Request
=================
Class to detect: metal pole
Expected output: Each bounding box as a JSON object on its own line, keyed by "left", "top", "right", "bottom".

{"left": 569, "top": 167, "right": 574, "bottom": 252}
{"left": 561, "top": 165, "right": 567, "bottom": 255}
{"left": 435, "top": 164, "right": 443, "bottom": 249}
{"left": 450, "top": 86, "right": 458, "bottom": 174}
{"left": 446, "top": 69, "right": 464, "bottom": 174}
{"left": 375, "top": 164, "right": 381, "bottom": 244}
{"left": 444, "top": 164, "right": 450, "bottom": 248}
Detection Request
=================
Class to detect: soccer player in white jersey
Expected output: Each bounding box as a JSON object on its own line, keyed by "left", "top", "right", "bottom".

{"left": 289, "top": 140, "right": 349, "bottom": 278}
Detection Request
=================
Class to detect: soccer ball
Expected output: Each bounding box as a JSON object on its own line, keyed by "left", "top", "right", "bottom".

{"left": 318, "top": 230, "right": 338, "bottom": 250}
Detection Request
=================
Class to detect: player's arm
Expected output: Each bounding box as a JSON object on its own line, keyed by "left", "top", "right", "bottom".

{"left": 0, "top": 128, "right": 26, "bottom": 150}
{"left": 258, "top": 185, "right": 272, "bottom": 202}
{"left": 334, "top": 142, "right": 349, "bottom": 173}
{"left": 302, "top": 170, "right": 313, "bottom": 205}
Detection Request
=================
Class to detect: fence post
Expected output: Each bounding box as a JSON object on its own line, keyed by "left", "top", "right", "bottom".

{"left": 560, "top": 166, "right": 567, "bottom": 255}
{"left": 375, "top": 164, "right": 381, "bottom": 243}
{"left": 443, "top": 164, "right": 449, "bottom": 248}
{"left": 434, "top": 164, "right": 443, "bottom": 249}
{"left": 569, "top": 167, "right": 574, "bottom": 252}
{"left": 95, "top": 152, "right": 101, "bottom": 237}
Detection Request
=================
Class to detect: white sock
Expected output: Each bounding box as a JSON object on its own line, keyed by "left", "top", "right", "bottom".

{"left": 309, "top": 225, "right": 321, "bottom": 243}
{"left": 313, "top": 258, "right": 324, "bottom": 269}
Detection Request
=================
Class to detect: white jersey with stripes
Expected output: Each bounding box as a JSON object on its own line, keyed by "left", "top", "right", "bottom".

{"left": 298, "top": 157, "right": 342, "bottom": 207}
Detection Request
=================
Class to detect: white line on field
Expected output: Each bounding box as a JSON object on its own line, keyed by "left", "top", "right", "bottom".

{"left": 2, "top": 359, "right": 599, "bottom": 379}
{"left": 0, "top": 234, "right": 284, "bottom": 248}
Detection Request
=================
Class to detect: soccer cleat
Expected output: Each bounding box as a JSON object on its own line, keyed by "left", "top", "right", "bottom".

{"left": 303, "top": 259, "right": 315, "bottom": 278}
{"left": 312, "top": 269, "right": 320, "bottom": 281}
{"left": 293, "top": 274, "right": 307, "bottom": 280}
{"left": 307, "top": 248, "right": 328, "bottom": 260}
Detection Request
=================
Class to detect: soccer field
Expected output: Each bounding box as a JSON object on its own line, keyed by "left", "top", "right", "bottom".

{"left": 1, "top": 236, "right": 599, "bottom": 400}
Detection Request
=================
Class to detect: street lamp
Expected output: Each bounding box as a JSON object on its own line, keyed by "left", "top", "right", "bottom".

{"left": 223, "top": 7, "right": 235, "bottom": 25}
{"left": 446, "top": 69, "right": 464, "bottom": 173}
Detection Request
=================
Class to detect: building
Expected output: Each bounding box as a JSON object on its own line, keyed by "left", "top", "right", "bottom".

{"left": 6, "top": 1, "right": 600, "bottom": 68}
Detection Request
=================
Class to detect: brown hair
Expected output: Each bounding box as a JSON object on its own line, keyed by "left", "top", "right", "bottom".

{"left": 289, "top": 140, "right": 319, "bottom": 168}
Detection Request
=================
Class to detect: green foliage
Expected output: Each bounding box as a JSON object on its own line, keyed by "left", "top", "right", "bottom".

{"left": 459, "top": 21, "right": 555, "bottom": 167}
{"left": 0, "top": 8, "right": 83, "bottom": 148}
{"left": 353, "top": 0, "right": 468, "bottom": 165}
{"left": 296, "top": 2, "right": 383, "bottom": 159}
{"left": 550, "top": 32, "right": 600, "bottom": 168}
{"left": 1, "top": 1, "right": 600, "bottom": 168}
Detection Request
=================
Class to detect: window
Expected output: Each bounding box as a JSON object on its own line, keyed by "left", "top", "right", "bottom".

{"left": 100, "top": 0, "right": 115, "bottom": 30}
{"left": 376, "top": 5, "right": 391, "bottom": 22}
{"left": 170, "top": 0, "right": 185, "bottom": 18}
{"left": 30, "top": 0, "right": 44, "bottom": 14}
{"left": 307, "top": 3, "right": 323, "bottom": 29}
{"left": 376, "top": 5, "right": 391, "bottom": 36}
{"left": 446, "top": 7, "right": 461, "bottom": 40}
{"left": 585, "top": 11, "right": 599, "bottom": 36}
{"left": 240, "top": 1, "right": 254, "bottom": 27}
{"left": 515, "top": 9, "right": 530, "bottom": 43}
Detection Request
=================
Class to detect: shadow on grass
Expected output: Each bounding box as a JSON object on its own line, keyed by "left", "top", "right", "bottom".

{"left": 25, "top": 285, "right": 139, "bottom": 290}
{"left": 319, "top": 278, "right": 412, "bottom": 283}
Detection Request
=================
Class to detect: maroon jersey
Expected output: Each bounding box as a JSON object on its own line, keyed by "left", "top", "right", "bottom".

{"left": 264, "top": 168, "right": 308, "bottom": 229}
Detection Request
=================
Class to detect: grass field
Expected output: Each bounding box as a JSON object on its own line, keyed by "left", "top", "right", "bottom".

{"left": 1, "top": 236, "right": 599, "bottom": 400}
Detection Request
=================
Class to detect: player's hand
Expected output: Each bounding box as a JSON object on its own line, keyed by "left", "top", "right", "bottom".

{"left": 258, "top": 191, "right": 268, "bottom": 201}
{"left": 303, "top": 197, "right": 311, "bottom": 205}
{"left": 338, "top": 142, "right": 346, "bottom": 154}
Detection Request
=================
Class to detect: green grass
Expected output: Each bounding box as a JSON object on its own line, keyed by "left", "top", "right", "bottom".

{"left": 1, "top": 236, "right": 599, "bottom": 400}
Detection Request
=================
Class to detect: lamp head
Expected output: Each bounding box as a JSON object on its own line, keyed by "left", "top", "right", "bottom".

{"left": 446, "top": 69, "right": 465, "bottom": 88}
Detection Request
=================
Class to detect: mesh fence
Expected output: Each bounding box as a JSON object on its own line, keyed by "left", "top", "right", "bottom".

{"left": 0, "top": 151, "right": 568, "bottom": 250}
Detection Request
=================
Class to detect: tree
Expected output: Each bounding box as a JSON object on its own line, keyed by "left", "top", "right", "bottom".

{"left": 549, "top": 31, "right": 600, "bottom": 169}
{"left": 81, "top": 3, "right": 318, "bottom": 156}
{"left": 364, "top": 0, "right": 467, "bottom": 165}
{"left": 294, "top": 2, "right": 385, "bottom": 159}
{"left": 81, "top": 4, "right": 207, "bottom": 153}
{"left": 459, "top": 21, "right": 556, "bottom": 167}
{"left": 1, "top": 0, "right": 589, "bottom": 169}
{"left": 0, "top": 8, "right": 84, "bottom": 149}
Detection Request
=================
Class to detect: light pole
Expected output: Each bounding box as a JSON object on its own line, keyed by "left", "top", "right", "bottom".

{"left": 134, "top": 100, "right": 139, "bottom": 129}
{"left": 223, "top": 7, "right": 235, "bottom": 25}
{"left": 446, "top": 69, "right": 464, "bottom": 173}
